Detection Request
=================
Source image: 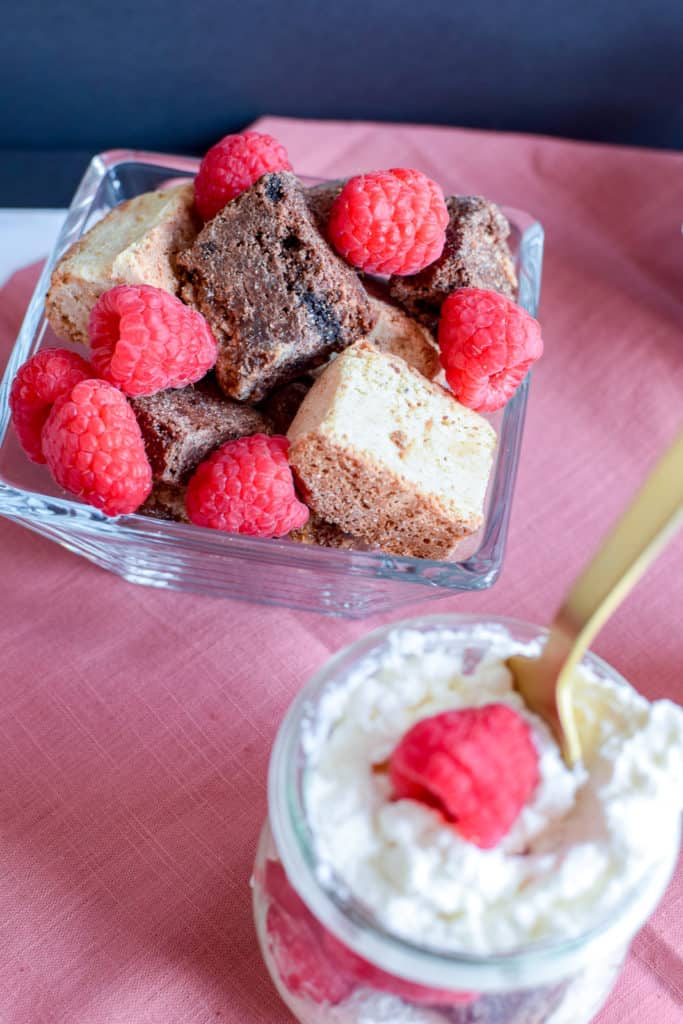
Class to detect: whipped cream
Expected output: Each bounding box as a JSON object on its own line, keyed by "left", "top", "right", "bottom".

{"left": 324, "top": 990, "right": 445, "bottom": 1023}
{"left": 304, "top": 626, "right": 683, "bottom": 954}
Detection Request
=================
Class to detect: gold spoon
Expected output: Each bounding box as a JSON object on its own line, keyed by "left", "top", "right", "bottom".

{"left": 506, "top": 431, "right": 683, "bottom": 767}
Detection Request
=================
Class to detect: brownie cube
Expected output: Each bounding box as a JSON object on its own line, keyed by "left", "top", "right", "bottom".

{"left": 388, "top": 196, "right": 517, "bottom": 326}
{"left": 289, "top": 512, "right": 356, "bottom": 550}
{"left": 259, "top": 380, "right": 312, "bottom": 435}
{"left": 130, "top": 376, "right": 270, "bottom": 485}
{"left": 138, "top": 483, "right": 190, "bottom": 524}
{"left": 178, "top": 171, "right": 377, "bottom": 402}
{"left": 304, "top": 179, "right": 346, "bottom": 231}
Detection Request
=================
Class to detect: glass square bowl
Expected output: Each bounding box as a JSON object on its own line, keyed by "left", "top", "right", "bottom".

{"left": 0, "top": 150, "right": 544, "bottom": 617}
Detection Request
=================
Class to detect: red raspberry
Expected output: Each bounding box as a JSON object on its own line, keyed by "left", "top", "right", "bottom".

{"left": 438, "top": 288, "right": 543, "bottom": 412}
{"left": 266, "top": 903, "right": 354, "bottom": 1006}
{"left": 263, "top": 860, "right": 475, "bottom": 1007}
{"left": 89, "top": 284, "right": 217, "bottom": 397}
{"left": 263, "top": 859, "right": 309, "bottom": 919}
{"left": 327, "top": 168, "right": 449, "bottom": 275}
{"left": 185, "top": 433, "right": 309, "bottom": 537}
{"left": 9, "top": 348, "right": 93, "bottom": 462}
{"left": 322, "top": 931, "right": 476, "bottom": 1007}
{"left": 194, "top": 130, "right": 293, "bottom": 220}
{"left": 389, "top": 705, "right": 539, "bottom": 849}
{"left": 264, "top": 861, "right": 354, "bottom": 1006}
{"left": 42, "top": 378, "right": 152, "bottom": 516}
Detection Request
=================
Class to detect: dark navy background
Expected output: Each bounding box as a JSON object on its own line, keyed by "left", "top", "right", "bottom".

{"left": 2, "top": 0, "right": 681, "bottom": 205}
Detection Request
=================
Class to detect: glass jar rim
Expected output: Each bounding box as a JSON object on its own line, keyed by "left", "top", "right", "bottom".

{"left": 268, "top": 613, "right": 681, "bottom": 991}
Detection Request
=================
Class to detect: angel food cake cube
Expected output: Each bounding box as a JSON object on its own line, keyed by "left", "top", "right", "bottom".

{"left": 287, "top": 343, "right": 497, "bottom": 558}
{"left": 362, "top": 294, "right": 440, "bottom": 380}
{"left": 46, "top": 183, "right": 199, "bottom": 345}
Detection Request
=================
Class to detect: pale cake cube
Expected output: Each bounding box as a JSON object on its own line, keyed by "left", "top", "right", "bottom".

{"left": 309, "top": 295, "right": 440, "bottom": 383}
{"left": 287, "top": 342, "right": 497, "bottom": 558}
{"left": 363, "top": 295, "right": 440, "bottom": 380}
{"left": 46, "top": 183, "right": 199, "bottom": 345}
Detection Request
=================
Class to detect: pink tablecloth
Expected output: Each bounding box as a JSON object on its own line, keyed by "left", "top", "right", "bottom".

{"left": 1, "top": 117, "right": 682, "bottom": 1023}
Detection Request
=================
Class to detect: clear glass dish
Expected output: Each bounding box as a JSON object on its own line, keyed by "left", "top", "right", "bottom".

{"left": 255, "top": 614, "right": 681, "bottom": 1023}
{"left": 0, "top": 151, "right": 544, "bottom": 617}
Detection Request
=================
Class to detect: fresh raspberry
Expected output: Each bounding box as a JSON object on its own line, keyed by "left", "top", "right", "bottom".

{"left": 263, "top": 859, "right": 308, "bottom": 920}
{"left": 89, "top": 284, "right": 218, "bottom": 397}
{"left": 263, "top": 860, "right": 475, "bottom": 1007}
{"left": 42, "top": 378, "right": 152, "bottom": 516}
{"left": 327, "top": 169, "right": 449, "bottom": 275}
{"left": 194, "top": 130, "right": 293, "bottom": 220}
{"left": 389, "top": 705, "right": 539, "bottom": 849}
{"left": 264, "top": 861, "right": 354, "bottom": 1006}
{"left": 438, "top": 288, "right": 543, "bottom": 412}
{"left": 267, "top": 903, "right": 354, "bottom": 1006}
{"left": 185, "top": 434, "right": 308, "bottom": 537}
{"left": 9, "top": 348, "right": 93, "bottom": 462}
{"left": 322, "top": 931, "right": 476, "bottom": 1007}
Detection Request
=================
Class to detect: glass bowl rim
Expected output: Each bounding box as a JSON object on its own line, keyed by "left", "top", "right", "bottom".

{"left": 0, "top": 150, "right": 543, "bottom": 598}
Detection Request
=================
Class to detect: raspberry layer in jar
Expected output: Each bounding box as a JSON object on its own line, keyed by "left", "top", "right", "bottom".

{"left": 252, "top": 615, "right": 683, "bottom": 1024}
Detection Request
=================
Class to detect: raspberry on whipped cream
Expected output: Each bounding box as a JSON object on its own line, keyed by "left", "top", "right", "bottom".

{"left": 255, "top": 619, "right": 683, "bottom": 1024}
{"left": 303, "top": 625, "right": 683, "bottom": 956}
{"left": 388, "top": 703, "right": 540, "bottom": 848}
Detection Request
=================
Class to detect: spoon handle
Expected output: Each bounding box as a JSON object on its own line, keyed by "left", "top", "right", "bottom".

{"left": 552, "top": 431, "right": 683, "bottom": 758}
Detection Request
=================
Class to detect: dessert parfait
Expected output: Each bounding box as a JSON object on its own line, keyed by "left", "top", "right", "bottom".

{"left": 252, "top": 616, "right": 683, "bottom": 1023}
{"left": 8, "top": 130, "right": 543, "bottom": 561}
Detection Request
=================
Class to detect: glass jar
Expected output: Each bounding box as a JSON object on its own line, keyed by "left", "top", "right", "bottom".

{"left": 252, "top": 615, "right": 681, "bottom": 1024}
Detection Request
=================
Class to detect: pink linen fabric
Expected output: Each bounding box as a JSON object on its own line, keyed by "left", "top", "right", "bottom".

{"left": 0, "top": 116, "right": 682, "bottom": 1023}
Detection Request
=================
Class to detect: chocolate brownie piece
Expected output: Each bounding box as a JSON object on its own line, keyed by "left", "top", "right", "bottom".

{"left": 442, "top": 981, "right": 568, "bottom": 1024}
{"left": 259, "top": 380, "right": 312, "bottom": 435}
{"left": 138, "top": 483, "right": 190, "bottom": 523}
{"left": 304, "top": 179, "right": 346, "bottom": 231}
{"left": 388, "top": 196, "right": 517, "bottom": 327}
{"left": 140, "top": 487, "right": 353, "bottom": 550}
{"left": 288, "top": 513, "right": 356, "bottom": 549}
{"left": 130, "top": 376, "right": 270, "bottom": 485}
{"left": 178, "top": 172, "right": 377, "bottom": 402}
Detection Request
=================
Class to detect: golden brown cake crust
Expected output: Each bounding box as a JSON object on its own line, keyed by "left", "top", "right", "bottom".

{"left": 287, "top": 343, "right": 496, "bottom": 559}
{"left": 289, "top": 432, "right": 475, "bottom": 559}
{"left": 309, "top": 290, "right": 440, "bottom": 383}
{"left": 363, "top": 295, "right": 440, "bottom": 380}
